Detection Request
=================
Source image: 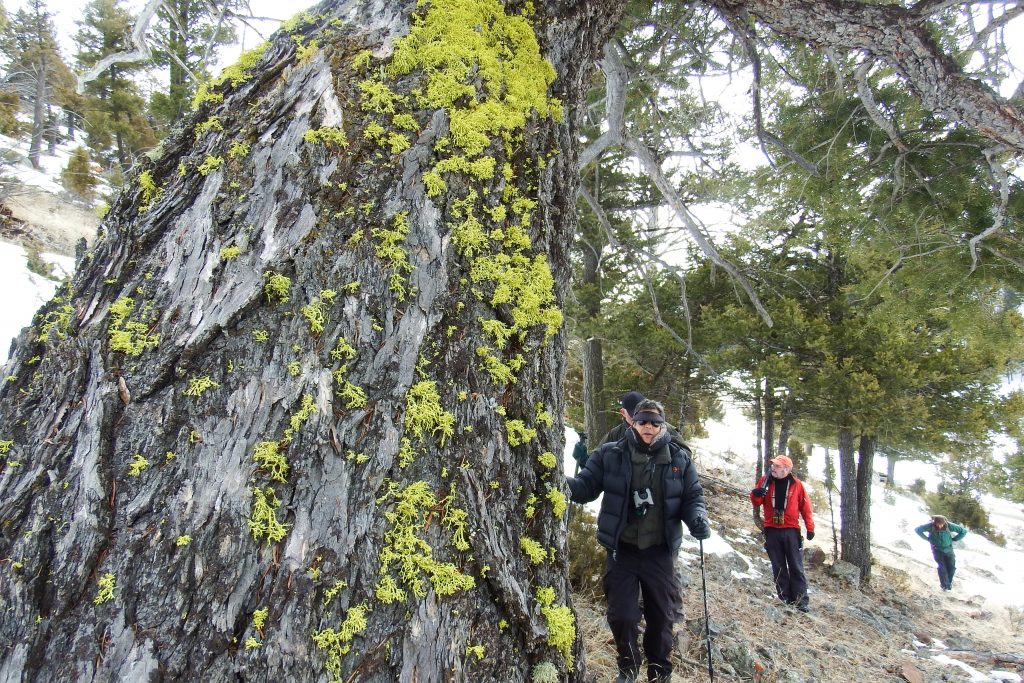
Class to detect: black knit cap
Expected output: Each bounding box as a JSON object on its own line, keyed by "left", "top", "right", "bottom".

{"left": 620, "top": 391, "right": 646, "bottom": 416}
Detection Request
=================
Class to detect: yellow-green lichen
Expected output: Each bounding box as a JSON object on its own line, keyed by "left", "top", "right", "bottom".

{"left": 127, "top": 453, "right": 149, "bottom": 476}
{"left": 107, "top": 297, "right": 158, "bottom": 357}
{"left": 38, "top": 300, "right": 74, "bottom": 344}
{"left": 505, "top": 419, "right": 536, "bottom": 447}
{"left": 195, "top": 116, "right": 223, "bottom": 137}
{"left": 93, "top": 572, "right": 115, "bottom": 605}
{"left": 175, "top": 535, "right": 192, "bottom": 546}
{"left": 466, "top": 643, "right": 485, "bottom": 661}
{"left": 138, "top": 170, "right": 163, "bottom": 212}
{"left": 197, "top": 155, "right": 223, "bottom": 176}
{"left": 220, "top": 245, "right": 242, "bottom": 261}
{"left": 263, "top": 271, "right": 291, "bottom": 304}
{"left": 312, "top": 603, "right": 369, "bottom": 683}
{"left": 296, "top": 38, "right": 319, "bottom": 62}
{"left": 303, "top": 126, "right": 349, "bottom": 149}
{"left": 244, "top": 637, "right": 261, "bottom": 649}
{"left": 404, "top": 381, "right": 454, "bottom": 447}
{"left": 228, "top": 141, "right": 251, "bottom": 159}
{"left": 536, "top": 586, "right": 575, "bottom": 667}
{"left": 374, "top": 481, "right": 475, "bottom": 604}
{"left": 330, "top": 337, "right": 357, "bottom": 365}
{"left": 301, "top": 296, "right": 329, "bottom": 333}
{"left": 192, "top": 42, "right": 268, "bottom": 108}
{"left": 334, "top": 378, "right": 367, "bottom": 409}
{"left": 283, "top": 394, "right": 317, "bottom": 442}
{"left": 253, "top": 329, "right": 269, "bottom": 342}
{"left": 184, "top": 376, "right": 220, "bottom": 397}
{"left": 372, "top": 212, "right": 413, "bottom": 301}
{"left": 253, "top": 441, "right": 288, "bottom": 482}
{"left": 253, "top": 607, "right": 269, "bottom": 630}
{"left": 0, "top": 440, "right": 13, "bottom": 455}
{"left": 546, "top": 488, "right": 567, "bottom": 517}
{"left": 323, "top": 579, "right": 347, "bottom": 606}
{"left": 249, "top": 486, "right": 289, "bottom": 544}
{"left": 520, "top": 536, "right": 546, "bottom": 565}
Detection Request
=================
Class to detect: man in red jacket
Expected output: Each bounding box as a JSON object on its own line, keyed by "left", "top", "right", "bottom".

{"left": 750, "top": 454, "right": 815, "bottom": 612}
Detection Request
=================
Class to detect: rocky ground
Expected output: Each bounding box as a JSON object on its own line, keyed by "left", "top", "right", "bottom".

{"left": 572, "top": 461, "right": 1024, "bottom": 683}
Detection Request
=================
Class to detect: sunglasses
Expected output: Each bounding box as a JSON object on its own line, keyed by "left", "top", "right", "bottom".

{"left": 634, "top": 419, "right": 664, "bottom": 427}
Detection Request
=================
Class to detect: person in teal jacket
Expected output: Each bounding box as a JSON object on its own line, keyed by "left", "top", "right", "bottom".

{"left": 915, "top": 515, "right": 967, "bottom": 591}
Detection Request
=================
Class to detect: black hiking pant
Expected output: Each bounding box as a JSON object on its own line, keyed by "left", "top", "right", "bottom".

{"left": 932, "top": 547, "right": 956, "bottom": 590}
{"left": 764, "top": 527, "right": 809, "bottom": 607}
{"left": 604, "top": 543, "right": 680, "bottom": 680}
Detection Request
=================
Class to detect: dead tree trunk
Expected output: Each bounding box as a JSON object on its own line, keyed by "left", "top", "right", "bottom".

{"left": 0, "top": 2, "right": 622, "bottom": 681}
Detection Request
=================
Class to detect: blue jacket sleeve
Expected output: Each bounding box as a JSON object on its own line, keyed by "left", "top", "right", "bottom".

{"left": 914, "top": 524, "right": 930, "bottom": 541}
{"left": 950, "top": 522, "right": 967, "bottom": 542}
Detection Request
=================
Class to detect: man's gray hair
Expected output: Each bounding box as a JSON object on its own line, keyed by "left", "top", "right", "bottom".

{"left": 633, "top": 398, "right": 665, "bottom": 416}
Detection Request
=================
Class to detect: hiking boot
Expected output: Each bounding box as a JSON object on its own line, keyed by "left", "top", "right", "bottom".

{"left": 797, "top": 603, "right": 810, "bottom": 613}
{"left": 615, "top": 669, "right": 640, "bottom": 683}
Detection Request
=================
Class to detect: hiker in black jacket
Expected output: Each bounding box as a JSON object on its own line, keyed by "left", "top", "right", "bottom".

{"left": 568, "top": 399, "right": 710, "bottom": 683}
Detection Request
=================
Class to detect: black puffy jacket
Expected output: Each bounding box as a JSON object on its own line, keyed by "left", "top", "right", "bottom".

{"left": 568, "top": 431, "right": 707, "bottom": 553}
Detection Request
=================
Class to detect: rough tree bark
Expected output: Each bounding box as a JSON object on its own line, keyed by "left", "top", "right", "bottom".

{"left": 0, "top": 1, "right": 622, "bottom": 681}
{"left": 838, "top": 428, "right": 875, "bottom": 581}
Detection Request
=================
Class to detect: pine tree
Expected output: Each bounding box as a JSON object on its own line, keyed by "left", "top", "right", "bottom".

{"left": 60, "top": 145, "right": 97, "bottom": 200}
{"left": 74, "top": 0, "right": 158, "bottom": 170}
{"left": 0, "top": 0, "right": 73, "bottom": 169}
{"left": 147, "top": 0, "right": 242, "bottom": 129}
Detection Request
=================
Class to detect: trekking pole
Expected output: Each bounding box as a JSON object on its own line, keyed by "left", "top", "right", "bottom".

{"left": 699, "top": 539, "right": 714, "bottom": 682}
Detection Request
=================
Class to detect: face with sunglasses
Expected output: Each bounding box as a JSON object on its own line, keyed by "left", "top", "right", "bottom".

{"left": 630, "top": 409, "right": 666, "bottom": 444}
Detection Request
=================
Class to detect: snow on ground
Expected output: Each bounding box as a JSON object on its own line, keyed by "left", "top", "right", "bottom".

{"left": 0, "top": 240, "right": 71, "bottom": 363}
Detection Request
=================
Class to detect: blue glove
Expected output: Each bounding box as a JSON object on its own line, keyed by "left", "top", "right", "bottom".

{"left": 689, "top": 515, "right": 711, "bottom": 540}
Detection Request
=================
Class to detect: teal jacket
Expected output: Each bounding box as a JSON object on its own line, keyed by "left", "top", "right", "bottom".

{"left": 915, "top": 521, "right": 967, "bottom": 553}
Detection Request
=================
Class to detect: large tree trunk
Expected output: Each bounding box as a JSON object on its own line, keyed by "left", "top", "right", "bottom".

{"left": 775, "top": 391, "right": 795, "bottom": 458}
{"left": 0, "top": 2, "right": 622, "bottom": 681}
{"left": 837, "top": 426, "right": 859, "bottom": 563}
{"left": 838, "top": 427, "right": 874, "bottom": 582}
{"left": 853, "top": 433, "right": 876, "bottom": 581}
{"left": 582, "top": 337, "right": 606, "bottom": 445}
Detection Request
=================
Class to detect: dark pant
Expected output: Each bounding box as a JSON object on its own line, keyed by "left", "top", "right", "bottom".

{"left": 764, "top": 527, "right": 808, "bottom": 607}
{"left": 932, "top": 547, "right": 956, "bottom": 589}
{"left": 604, "top": 543, "right": 680, "bottom": 679}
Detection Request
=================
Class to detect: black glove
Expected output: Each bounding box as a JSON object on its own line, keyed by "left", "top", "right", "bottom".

{"left": 689, "top": 515, "right": 711, "bottom": 540}
{"left": 751, "top": 487, "right": 768, "bottom": 498}
{"left": 806, "top": 531, "right": 815, "bottom": 541}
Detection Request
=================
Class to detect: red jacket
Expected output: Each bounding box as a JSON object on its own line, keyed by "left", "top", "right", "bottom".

{"left": 750, "top": 474, "right": 814, "bottom": 534}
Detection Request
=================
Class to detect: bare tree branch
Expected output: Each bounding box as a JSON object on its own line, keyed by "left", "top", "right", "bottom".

{"left": 579, "top": 43, "right": 627, "bottom": 168}
{"left": 722, "top": 9, "right": 822, "bottom": 175}
{"left": 77, "top": 0, "right": 163, "bottom": 93}
{"left": 624, "top": 134, "right": 774, "bottom": 326}
{"left": 855, "top": 60, "right": 910, "bottom": 153}
{"left": 709, "top": 0, "right": 1024, "bottom": 153}
{"left": 968, "top": 145, "right": 1012, "bottom": 270}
